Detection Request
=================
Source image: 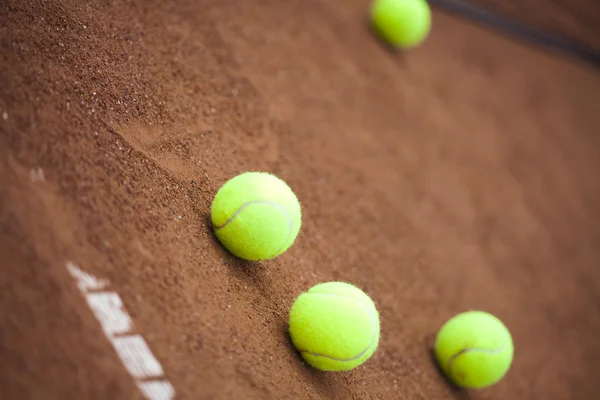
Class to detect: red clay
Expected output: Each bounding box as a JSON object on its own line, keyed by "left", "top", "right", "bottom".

{"left": 1, "top": 1, "right": 600, "bottom": 399}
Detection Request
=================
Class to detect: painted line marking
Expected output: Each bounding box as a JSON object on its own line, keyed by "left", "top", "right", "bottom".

{"left": 112, "top": 335, "right": 165, "bottom": 379}
{"left": 66, "top": 262, "right": 176, "bottom": 400}
{"left": 138, "top": 381, "right": 176, "bottom": 400}
{"left": 67, "top": 262, "right": 109, "bottom": 291}
{"left": 85, "top": 292, "right": 133, "bottom": 336}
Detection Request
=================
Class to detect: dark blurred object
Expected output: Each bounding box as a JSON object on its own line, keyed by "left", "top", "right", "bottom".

{"left": 429, "top": 0, "right": 600, "bottom": 68}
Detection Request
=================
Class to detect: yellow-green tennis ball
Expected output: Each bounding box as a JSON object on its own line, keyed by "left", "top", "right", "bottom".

{"left": 434, "top": 311, "right": 514, "bottom": 389}
{"left": 288, "top": 282, "right": 380, "bottom": 371}
{"left": 211, "top": 171, "right": 302, "bottom": 261}
{"left": 370, "top": 0, "right": 431, "bottom": 49}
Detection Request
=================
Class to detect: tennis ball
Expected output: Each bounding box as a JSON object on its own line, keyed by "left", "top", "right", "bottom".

{"left": 370, "top": 0, "right": 431, "bottom": 49}
{"left": 210, "top": 171, "right": 302, "bottom": 261}
{"left": 288, "top": 281, "right": 380, "bottom": 371}
{"left": 434, "top": 311, "right": 514, "bottom": 389}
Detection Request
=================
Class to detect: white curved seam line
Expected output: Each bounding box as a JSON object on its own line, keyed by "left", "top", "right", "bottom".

{"left": 267, "top": 214, "right": 293, "bottom": 258}
{"left": 298, "top": 293, "right": 377, "bottom": 362}
{"left": 213, "top": 200, "right": 292, "bottom": 259}
{"left": 446, "top": 342, "right": 508, "bottom": 372}
{"left": 214, "top": 200, "right": 276, "bottom": 230}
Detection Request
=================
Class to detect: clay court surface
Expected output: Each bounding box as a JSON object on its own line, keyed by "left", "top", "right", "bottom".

{"left": 1, "top": 0, "right": 600, "bottom": 399}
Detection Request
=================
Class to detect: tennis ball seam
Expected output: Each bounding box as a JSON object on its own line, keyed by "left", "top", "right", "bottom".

{"left": 296, "top": 292, "right": 378, "bottom": 362}
{"left": 213, "top": 200, "right": 293, "bottom": 258}
{"left": 446, "top": 342, "right": 510, "bottom": 373}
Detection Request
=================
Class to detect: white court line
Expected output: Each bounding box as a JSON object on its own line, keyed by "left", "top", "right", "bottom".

{"left": 112, "top": 335, "right": 165, "bottom": 379}
{"left": 85, "top": 292, "right": 132, "bottom": 336}
{"left": 138, "top": 381, "right": 176, "bottom": 400}
{"left": 66, "top": 262, "right": 176, "bottom": 400}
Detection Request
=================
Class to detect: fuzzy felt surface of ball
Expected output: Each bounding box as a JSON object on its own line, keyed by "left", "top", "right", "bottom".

{"left": 288, "top": 282, "right": 380, "bottom": 371}
{"left": 434, "top": 311, "right": 514, "bottom": 388}
{"left": 211, "top": 171, "right": 302, "bottom": 261}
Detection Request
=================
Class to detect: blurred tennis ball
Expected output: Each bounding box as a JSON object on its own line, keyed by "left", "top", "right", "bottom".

{"left": 370, "top": 0, "right": 431, "bottom": 49}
